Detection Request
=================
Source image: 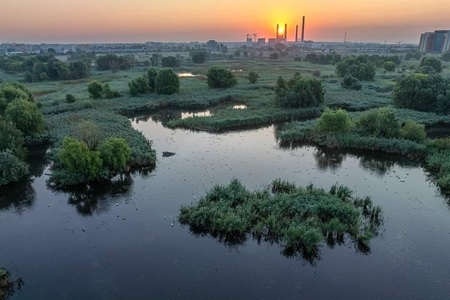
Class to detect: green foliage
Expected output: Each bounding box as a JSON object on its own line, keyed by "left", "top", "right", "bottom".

{"left": 5, "top": 99, "right": 45, "bottom": 135}
{"left": 420, "top": 56, "right": 442, "bottom": 73}
{"left": 87, "top": 80, "right": 104, "bottom": 99}
{"left": 128, "top": 75, "right": 149, "bottom": 96}
{"left": 155, "top": 68, "right": 180, "bottom": 95}
{"left": 99, "top": 138, "right": 131, "bottom": 172}
{"left": 179, "top": 179, "right": 382, "bottom": 256}
{"left": 103, "top": 83, "right": 121, "bottom": 99}
{"left": 383, "top": 61, "right": 396, "bottom": 72}
{"left": 392, "top": 73, "right": 450, "bottom": 113}
{"left": 304, "top": 52, "right": 341, "bottom": 65}
{"left": 416, "top": 65, "right": 436, "bottom": 74}
{"left": 206, "top": 66, "right": 238, "bottom": 89}
{"left": 316, "top": 108, "right": 352, "bottom": 133}
{"left": 269, "top": 52, "right": 279, "bottom": 59}
{"left": 58, "top": 137, "right": 102, "bottom": 183}
{"left": 74, "top": 120, "right": 102, "bottom": 150}
{"left": 0, "top": 118, "right": 26, "bottom": 159}
{"left": 341, "top": 75, "right": 362, "bottom": 90}
{"left": 399, "top": 120, "right": 426, "bottom": 142}
{"left": 161, "top": 56, "right": 180, "bottom": 68}
{"left": 0, "top": 82, "right": 33, "bottom": 114}
{"left": 191, "top": 51, "right": 207, "bottom": 64}
{"left": 356, "top": 107, "right": 399, "bottom": 138}
{"left": 275, "top": 75, "right": 324, "bottom": 108}
{"left": 0, "top": 150, "right": 29, "bottom": 186}
{"left": 96, "top": 54, "right": 134, "bottom": 71}
{"left": 248, "top": 71, "right": 259, "bottom": 84}
{"left": 335, "top": 56, "right": 376, "bottom": 81}
{"left": 65, "top": 93, "right": 76, "bottom": 103}
{"left": 442, "top": 51, "right": 450, "bottom": 62}
{"left": 147, "top": 68, "right": 158, "bottom": 92}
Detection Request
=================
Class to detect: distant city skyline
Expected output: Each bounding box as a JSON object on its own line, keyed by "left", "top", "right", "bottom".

{"left": 1, "top": 0, "right": 449, "bottom": 44}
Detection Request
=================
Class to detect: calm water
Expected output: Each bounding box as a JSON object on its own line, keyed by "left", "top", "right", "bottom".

{"left": 1, "top": 117, "right": 450, "bottom": 299}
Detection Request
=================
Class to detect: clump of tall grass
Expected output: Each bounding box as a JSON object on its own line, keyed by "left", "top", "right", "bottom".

{"left": 179, "top": 179, "right": 382, "bottom": 261}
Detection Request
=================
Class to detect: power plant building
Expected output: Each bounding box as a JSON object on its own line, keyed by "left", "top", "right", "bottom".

{"left": 419, "top": 30, "right": 450, "bottom": 53}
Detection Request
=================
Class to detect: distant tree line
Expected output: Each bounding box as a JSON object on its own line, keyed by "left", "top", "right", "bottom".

{"left": 304, "top": 52, "right": 342, "bottom": 65}
{"left": 96, "top": 54, "right": 134, "bottom": 72}
{"left": 0, "top": 54, "right": 90, "bottom": 82}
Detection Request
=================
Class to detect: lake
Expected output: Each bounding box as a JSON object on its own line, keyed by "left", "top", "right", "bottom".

{"left": 1, "top": 116, "right": 450, "bottom": 299}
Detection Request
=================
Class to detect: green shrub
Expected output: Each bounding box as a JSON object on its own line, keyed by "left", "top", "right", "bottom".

{"left": 420, "top": 57, "right": 442, "bottom": 73}
{"left": 147, "top": 68, "right": 158, "bottom": 92}
{"left": 128, "top": 75, "right": 149, "bottom": 96}
{"left": 87, "top": 80, "right": 104, "bottom": 99}
{"left": 275, "top": 75, "right": 324, "bottom": 108}
{"left": 5, "top": 99, "right": 45, "bottom": 136}
{"left": 341, "top": 75, "right": 362, "bottom": 90}
{"left": 316, "top": 108, "right": 352, "bottom": 133}
{"left": 74, "top": 120, "right": 102, "bottom": 150}
{"left": 65, "top": 94, "right": 76, "bottom": 103}
{"left": 248, "top": 71, "right": 259, "bottom": 84}
{"left": 399, "top": 120, "right": 426, "bottom": 142}
{"left": 0, "top": 150, "right": 29, "bottom": 186}
{"left": 206, "top": 66, "right": 237, "bottom": 89}
{"left": 0, "top": 118, "right": 26, "bottom": 159}
{"left": 99, "top": 137, "right": 131, "bottom": 171}
{"left": 442, "top": 51, "right": 450, "bottom": 62}
{"left": 155, "top": 68, "right": 180, "bottom": 95}
{"left": 383, "top": 61, "right": 396, "bottom": 72}
{"left": 103, "top": 83, "right": 121, "bottom": 99}
{"left": 336, "top": 56, "right": 376, "bottom": 80}
{"left": 356, "top": 107, "right": 399, "bottom": 138}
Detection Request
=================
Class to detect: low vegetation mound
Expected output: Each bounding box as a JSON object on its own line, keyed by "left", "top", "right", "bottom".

{"left": 179, "top": 179, "right": 382, "bottom": 259}
{"left": 206, "top": 66, "right": 237, "bottom": 89}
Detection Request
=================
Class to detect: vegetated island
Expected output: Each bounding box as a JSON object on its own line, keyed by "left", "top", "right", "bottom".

{"left": 179, "top": 179, "right": 382, "bottom": 262}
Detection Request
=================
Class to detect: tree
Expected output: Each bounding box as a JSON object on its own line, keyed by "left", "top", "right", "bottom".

{"left": 74, "top": 120, "right": 102, "bottom": 150}
{"left": 275, "top": 75, "right": 324, "bottom": 108}
{"left": 269, "top": 52, "right": 279, "bottom": 59}
{"left": 128, "top": 75, "right": 150, "bottom": 96}
{"left": 0, "top": 82, "right": 33, "bottom": 114}
{"left": 147, "top": 68, "right": 158, "bottom": 92}
{"left": 192, "top": 51, "right": 207, "bottom": 64}
{"left": 356, "top": 107, "right": 399, "bottom": 138}
{"left": 161, "top": 56, "right": 180, "bottom": 68}
{"left": 0, "top": 150, "right": 29, "bottom": 186}
{"left": 442, "top": 51, "right": 450, "bottom": 62}
{"left": 336, "top": 56, "right": 376, "bottom": 81}
{"left": 420, "top": 57, "right": 442, "bottom": 73}
{"left": 206, "top": 66, "right": 237, "bottom": 88}
{"left": 87, "top": 80, "right": 104, "bottom": 99}
{"left": 0, "top": 118, "right": 26, "bottom": 159}
{"left": 383, "top": 61, "right": 396, "bottom": 72}
{"left": 316, "top": 108, "right": 352, "bottom": 133}
{"left": 155, "top": 69, "right": 180, "bottom": 95}
{"left": 399, "top": 120, "right": 426, "bottom": 142}
{"left": 99, "top": 138, "right": 131, "bottom": 171}
{"left": 341, "top": 75, "right": 362, "bottom": 90}
{"left": 58, "top": 137, "right": 102, "bottom": 182}
{"left": 103, "top": 83, "right": 121, "bottom": 99}
{"left": 393, "top": 73, "right": 450, "bottom": 113}
{"left": 4, "top": 99, "right": 45, "bottom": 136}
{"left": 248, "top": 71, "right": 259, "bottom": 84}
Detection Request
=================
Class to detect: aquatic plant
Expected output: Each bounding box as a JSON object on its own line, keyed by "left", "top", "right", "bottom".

{"left": 179, "top": 179, "right": 382, "bottom": 261}
{"left": 0, "top": 268, "right": 24, "bottom": 300}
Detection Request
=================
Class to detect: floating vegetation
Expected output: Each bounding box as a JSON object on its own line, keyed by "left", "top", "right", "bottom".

{"left": 179, "top": 179, "right": 382, "bottom": 263}
{"left": 0, "top": 268, "right": 24, "bottom": 300}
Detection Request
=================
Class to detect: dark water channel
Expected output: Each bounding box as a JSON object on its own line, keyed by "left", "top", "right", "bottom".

{"left": 1, "top": 116, "right": 450, "bottom": 299}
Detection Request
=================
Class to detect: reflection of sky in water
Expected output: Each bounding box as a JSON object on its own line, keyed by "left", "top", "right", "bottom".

{"left": 0, "top": 118, "right": 449, "bottom": 299}
{"left": 232, "top": 105, "right": 247, "bottom": 109}
{"left": 180, "top": 110, "right": 212, "bottom": 119}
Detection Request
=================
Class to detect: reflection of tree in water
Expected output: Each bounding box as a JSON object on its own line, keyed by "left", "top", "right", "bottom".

{"left": 314, "top": 148, "right": 345, "bottom": 171}
{"left": 26, "top": 145, "right": 50, "bottom": 178}
{"left": 0, "top": 182, "right": 35, "bottom": 214}
{"left": 51, "top": 174, "right": 133, "bottom": 216}
{"left": 358, "top": 156, "right": 395, "bottom": 176}
{"left": 0, "top": 268, "right": 24, "bottom": 300}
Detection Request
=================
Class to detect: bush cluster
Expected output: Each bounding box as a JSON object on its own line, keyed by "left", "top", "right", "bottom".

{"left": 275, "top": 74, "right": 324, "bottom": 108}
{"left": 206, "top": 66, "right": 237, "bottom": 89}
{"left": 129, "top": 68, "right": 180, "bottom": 96}
{"left": 336, "top": 56, "right": 376, "bottom": 81}
{"left": 96, "top": 54, "right": 134, "bottom": 72}
{"left": 87, "top": 81, "right": 121, "bottom": 99}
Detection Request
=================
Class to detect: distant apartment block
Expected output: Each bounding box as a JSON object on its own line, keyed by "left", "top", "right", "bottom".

{"left": 419, "top": 30, "right": 450, "bottom": 53}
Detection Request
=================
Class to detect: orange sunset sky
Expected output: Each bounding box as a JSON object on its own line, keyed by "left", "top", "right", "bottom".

{"left": 0, "top": 0, "right": 449, "bottom": 44}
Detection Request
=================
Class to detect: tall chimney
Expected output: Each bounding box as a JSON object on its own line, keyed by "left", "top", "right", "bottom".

{"left": 276, "top": 24, "right": 279, "bottom": 41}
{"left": 301, "top": 16, "right": 305, "bottom": 41}
{"left": 295, "top": 25, "right": 298, "bottom": 42}
{"left": 284, "top": 24, "right": 287, "bottom": 41}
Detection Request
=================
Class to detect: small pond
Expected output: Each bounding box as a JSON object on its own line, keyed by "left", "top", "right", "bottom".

{"left": 1, "top": 117, "right": 450, "bottom": 299}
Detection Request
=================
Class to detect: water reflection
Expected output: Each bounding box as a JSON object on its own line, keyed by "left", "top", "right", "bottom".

{"left": 0, "top": 182, "right": 35, "bottom": 214}
{"left": 49, "top": 174, "right": 133, "bottom": 216}
{"left": 313, "top": 148, "right": 345, "bottom": 171}
{"left": 0, "top": 268, "right": 24, "bottom": 300}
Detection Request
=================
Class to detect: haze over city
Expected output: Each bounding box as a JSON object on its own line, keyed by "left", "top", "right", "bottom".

{"left": 1, "top": 0, "right": 449, "bottom": 44}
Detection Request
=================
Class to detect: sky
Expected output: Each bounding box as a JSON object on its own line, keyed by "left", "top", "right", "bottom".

{"left": 0, "top": 0, "right": 449, "bottom": 44}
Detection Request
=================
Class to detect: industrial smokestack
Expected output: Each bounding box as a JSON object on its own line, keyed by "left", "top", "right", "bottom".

{"left": 301, "top": 16, "right": 305, "bottom": 42}
{"left": 284, "top": 24, "right": 287, "bottom": 41}
{"left": 295, "top": 25, "right": 298, "bottom": 42}
{"left": 276, "top": 24, "right": 279, "bottom": 41}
